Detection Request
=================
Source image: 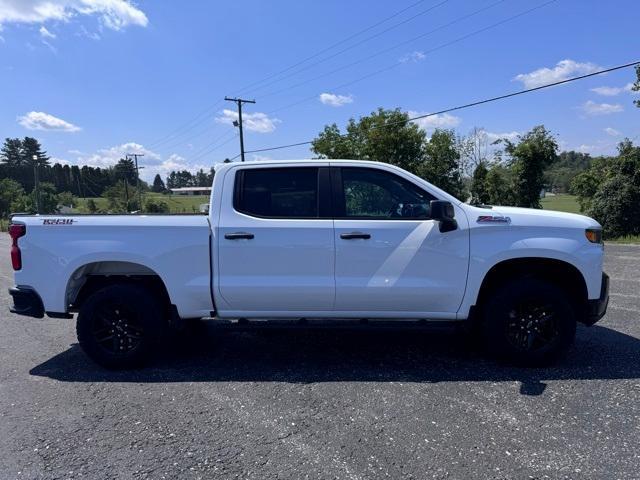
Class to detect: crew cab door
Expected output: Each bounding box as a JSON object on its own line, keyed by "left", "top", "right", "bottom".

{"left": 216, "top": 164, "right": 335, "bottom": 314}
{"left": 331, "top": 166, "right": 469, "bottom": 317}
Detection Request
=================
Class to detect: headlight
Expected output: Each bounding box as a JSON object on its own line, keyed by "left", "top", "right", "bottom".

{"left": 585, "top": 228, "right": 602, "bottom": 244}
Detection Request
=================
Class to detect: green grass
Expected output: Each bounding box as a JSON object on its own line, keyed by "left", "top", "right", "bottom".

{"left": 540, "top": 194, "right": 640, "bottom": 244}
{"left": 605, "top": 234, "right": 640, "bottom": 244}
{"left": 540, "top": 194, "right": 582, "bottom": 214}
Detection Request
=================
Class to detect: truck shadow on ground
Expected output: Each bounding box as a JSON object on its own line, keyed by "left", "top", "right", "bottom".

{"left": 29, "top": 323, "right": 640, "bottom": 396}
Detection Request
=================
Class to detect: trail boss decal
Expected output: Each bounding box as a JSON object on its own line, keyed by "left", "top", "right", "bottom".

{"left": 43, "top": 218, "right": 74, "bottom": 225}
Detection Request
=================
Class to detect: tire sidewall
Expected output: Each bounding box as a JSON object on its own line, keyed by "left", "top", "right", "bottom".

{"left": 482, "top": 277, "right": 577, "bottom": 366}
{"left": 76, "top": 284, "right": 164, "bottom": 369}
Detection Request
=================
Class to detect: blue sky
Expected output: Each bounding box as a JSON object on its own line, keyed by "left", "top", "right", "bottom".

{"left": 0, "top": 0, "right": 638, "bottom": 181}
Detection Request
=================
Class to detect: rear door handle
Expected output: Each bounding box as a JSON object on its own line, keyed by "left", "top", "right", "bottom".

{"left": 225, "top": 232, "right": 255, "bottom": 240}
{"left": 340, "top": 232, "right": 371, "bottom": 240}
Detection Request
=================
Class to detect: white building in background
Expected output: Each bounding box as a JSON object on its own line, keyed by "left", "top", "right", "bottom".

{"left": 169, "top": 187, "right": 212, "bottom": 196}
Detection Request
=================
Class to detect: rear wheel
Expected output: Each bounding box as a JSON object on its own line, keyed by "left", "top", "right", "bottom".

{"left": 76, "top": 284, "right": 164, "bottom": 369}
{"left": 482, "top": 277, "right": 576, "bottom": 366}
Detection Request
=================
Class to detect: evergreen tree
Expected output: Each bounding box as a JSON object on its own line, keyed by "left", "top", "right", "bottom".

{"left": 152, "top": 174, "right": 166, "bottom": 193}
{"left": 22, "top": 137, "right": 50, "bottom": 166}
{"left": 0, "top": 138, "right": 23, "bottom": 166}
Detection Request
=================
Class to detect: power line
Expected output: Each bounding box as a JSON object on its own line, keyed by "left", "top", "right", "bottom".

{"left": 142, "top": 0, "right": 435, "bottom": 150}
{"left": 243, "top": 60, "right": 640, "bottom": 155}
{"left": 232, "top": 0, "right": 431, "bottom": 96}
{"left": 145, "top": 100, "right": 224, "bottom": 150}
{"left": 189, "top": 132, "right": 240, "bottom": 163}
{"left": 241, "top": 0, "right": 451, "bottom": 98}
{"left": 265, "top": 0, "right": 556, "bottom": 115}
{"left": 259, "top": 0, "right": 507, "bottom": 104}
{"left": 188, "top": 128, "right": 237, "bottom": 159}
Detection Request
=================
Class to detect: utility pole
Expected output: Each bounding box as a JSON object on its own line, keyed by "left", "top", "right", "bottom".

{"left": 224, "top": 97, "right": 255, "bottom": 162}
{"left": 127, "top": 153, "right": 144, "bottom": 211}
{"left": 123, "top": 179, "right": 130, "bottom": 212}
{"left": 32, "top": 154, "right": 40, "bottom": 214}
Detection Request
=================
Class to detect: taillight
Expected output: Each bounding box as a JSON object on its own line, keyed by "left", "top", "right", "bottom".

{"left": 8, "top": 223, "right": 26, "bottom": 271}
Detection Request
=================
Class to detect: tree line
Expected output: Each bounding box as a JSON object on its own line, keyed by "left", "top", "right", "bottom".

{"left": 0, "top": 137, "right": 216, "bottom": 218}
{"left": 312, "top": 108, "right": 639, "bottom": 239}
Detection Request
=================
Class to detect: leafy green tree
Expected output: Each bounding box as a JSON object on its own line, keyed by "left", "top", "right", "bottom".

{"left": 312, "top": 108, "right": 426, "bottom": 175}
{"left": 570, "top": 156, "right": 610, "bottom": 212}
{"left": 589, "top": 175, "right": 640, "bottom": 238}
{"left": 86, "top": 198, "right": 99, "bottom": 213}
{"left": 103, "top": 183, "right": 137, "bottom": 212}
{"left": 152, "top": 174, "right": 166, "bottom": 193}
{"left": 470, "top": 161, "right": 490, "bottom": 205}
{"left": 30, "top": 182, "right": 58, "bottom": 213}
{"left": 145, "top": 199, "right": 170, "bottom": 213}
{"left": 419, "top": 129, "right": 465, "bottom": 199}
{"left": 504, "top": 126, "right": 558, "bottom": 208}
{"left": 485, "top": 163, "right": 515, "bottom": 205}
{"left": 57, "top": 191, "right": 77, "bottom": 208}
{"left": 545, "top": 151, "right": 592, "bottom": 193}
{"left": 0, "top": 179, "right": 26, "bottom": 223}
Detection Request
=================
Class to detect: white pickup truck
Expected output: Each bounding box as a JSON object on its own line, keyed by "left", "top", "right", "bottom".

{"left": 8, "top": 160, "right": 609, "bottom": 368}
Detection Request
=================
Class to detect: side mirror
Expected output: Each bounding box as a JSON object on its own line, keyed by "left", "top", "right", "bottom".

{"left": 430, "top": 200, "right": 457, "bottom": 233}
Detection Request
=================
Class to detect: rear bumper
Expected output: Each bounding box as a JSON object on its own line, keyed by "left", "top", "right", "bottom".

{"left": 584, "top": 273, "right": 609, "bottom": 326}
{"left": 8, "top": 287, "right": 44, "bottom": 319}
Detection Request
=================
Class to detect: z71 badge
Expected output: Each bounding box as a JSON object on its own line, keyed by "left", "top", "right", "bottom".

{"left": 43, "top": 218, "right": 74, "bottom": 225}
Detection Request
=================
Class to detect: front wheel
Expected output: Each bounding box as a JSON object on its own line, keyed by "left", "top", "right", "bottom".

{"left": 76, "top": 284, "right": 164, "bottom": 369}
{"left": 482, "top": 278, "right": 577, "bottom": 366}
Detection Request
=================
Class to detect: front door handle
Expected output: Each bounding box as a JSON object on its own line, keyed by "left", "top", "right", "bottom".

{"left": 225, "top": 232, "right": 255, "bottom": 240}
{"left": 340, "top": 232, "right": 371, "bottom": 240}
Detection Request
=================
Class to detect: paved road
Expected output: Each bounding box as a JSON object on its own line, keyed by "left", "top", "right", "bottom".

{"left": 0, "top": 236, "right": 639, "bottom": 479}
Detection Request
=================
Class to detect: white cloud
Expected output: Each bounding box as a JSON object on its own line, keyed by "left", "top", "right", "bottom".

{"left": 39, "top": 25, "right": 55, "bottom": 38}
{"left": 513, "top": 59, "right": 600, "bottom": 89}
{"left": 399, "top": 51, "right": 425, "bottom": 63}
{"left": 318, "top": 93, "right": 353, "bottom": 107}
{"left": 71, "top": 144, "right": 213, "bottom": 182}
{"left": 50, "top": 156, "right": 71, "bottom": 165}
{"left": 78, "top": 142, "right": 159, "bottom": 169}
{"left": 215, "top": 109, "right": 281, "bottom": 133}
{"left": 604, "top": 127, "right": 621, "bottom": 136}
{"left": 590, "top": 86, "right": 624, "bottom": 96}
{"left": 581, "top": 100, "right": 623, "bottom": 116}
{"left": 408, "top": 111, "right": 461, "bottom": 130}
{"left": 591, "top": 83, "right": 639, "bottom": 96}
{"left": 77, "top": 24, "right": 100, "bottom": 40}
{"left": 0, "top": 0, "right": 148, "bottom": 31}
{"left": 574, "top": 140, "right": 617, "bottom": 156}
{"left": 485, "top": 131, "right": 520, "bottom": 142}
{"left": 251, "top": 154, "right": 272, "bottom": 161}
{"left": 18, "top": 111, "right": 80, "bottom": 132}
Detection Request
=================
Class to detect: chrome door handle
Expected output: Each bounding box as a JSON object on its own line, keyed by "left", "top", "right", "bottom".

{"left": 340, "top": 232, "right": 371, "bottom": 240}
{"left": 224, "top": 232, "right": 255, "bottom": 240}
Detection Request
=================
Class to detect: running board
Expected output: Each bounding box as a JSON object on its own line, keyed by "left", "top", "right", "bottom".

{"left": 200, "top": 317, "right": 461, "bottom": 331}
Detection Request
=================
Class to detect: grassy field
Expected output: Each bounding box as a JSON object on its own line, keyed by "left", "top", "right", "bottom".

{"left": 540, "top": 194, "right": 640, "bottom": 243}
{"left": 540, "top": 194, "right": 582, "bottom": 214}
